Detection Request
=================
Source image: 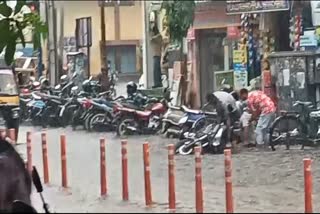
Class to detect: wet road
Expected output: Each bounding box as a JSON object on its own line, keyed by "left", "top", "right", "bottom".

{"left": 15, "top": 125, "right": 320, "bottom": 213}
{"left": 12, "top": 80, "right": 320, "bottom": 212}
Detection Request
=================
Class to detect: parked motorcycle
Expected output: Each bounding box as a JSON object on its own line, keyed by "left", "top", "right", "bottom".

{"left": 27, "top": 92, "right": 47, "bottom": 126}
{"left": 40, "top": 93, "right": 67, "bottom": 128}
{"left": 162, "top": 105, "right": 208, "bottom": 139}
{"left": 86, "top": 91, "right": 124, "bottom": 132}
{"left": 113, "top": 98, "right": 169, "bottom": 136}
{"left": 174, "top": 111, "right": 224, "bottom": 155}
{"left": 174, "top": 103, "right": 241, "bottom": 155}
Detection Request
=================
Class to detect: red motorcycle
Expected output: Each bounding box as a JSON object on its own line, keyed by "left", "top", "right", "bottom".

{"left": 113, "top": 99, "right": 168, "bottom": 136}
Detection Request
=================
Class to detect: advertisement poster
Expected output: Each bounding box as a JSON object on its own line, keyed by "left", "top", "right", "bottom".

{"left": 233, "top": 50, "right": 247, "bottom": 63}
{"left": 226, "top": 0, "right": 290, "bottom": 15}
{"left": 233, "top": 49, "right": 248, "bottom": 90}
{"left": 234, "top": 71, "right": 248, "bottom": 90}
{"left": 215, "top": 71, "right": 234, "bottom": 91}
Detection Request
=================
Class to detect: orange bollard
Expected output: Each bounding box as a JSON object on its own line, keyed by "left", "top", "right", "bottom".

{"left": 26, "top": 132, "right": 32, "bottom": 173}
{"left": 304, "top": 158, "right": 313, "bottom": 213}
{"left": 224, "top": 149, "right": 234, "bottom": 213}
{"left": 41, "top": 133, "right": 49, "bottom": 184}
{"left": 60, "top": 135, "right": 67, "bottom": 188}
{"left": 168, "top": 144, "right": 176, "bottom": 210}
{"left": 100, "top": 138, "right": 107, "bottom": 197}
{"left": 195, "top": 146, "right": 203, "bottom": 213}
{"left": 8, "top": 129, "right": 16, "bottom": 144}
{"left": 143, "top": 142, "right": 152, "bottom": 207}
{"left": 121, "top": 140, "right": 129, "bottom": 201}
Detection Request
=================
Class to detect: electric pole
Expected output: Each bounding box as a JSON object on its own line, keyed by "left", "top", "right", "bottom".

{"left": 100, "top": 1, "right": 107, "bottom": 72}
{"left": 47, "top": 0, "right": 58, "bottom": 85}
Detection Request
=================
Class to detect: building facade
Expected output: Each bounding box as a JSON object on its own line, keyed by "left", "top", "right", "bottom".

{"left": 54, "top": 0, "right": 143, "bottom": 77}
{"left": 186, "top": 0, "right": 293, "bottom": 108}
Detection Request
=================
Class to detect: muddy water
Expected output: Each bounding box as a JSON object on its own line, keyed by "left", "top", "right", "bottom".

{"left": 17, "top": 126, "right": 320, "bottom": 213}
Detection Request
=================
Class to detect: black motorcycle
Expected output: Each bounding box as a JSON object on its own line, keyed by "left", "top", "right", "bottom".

{"left": 174, "top": 111, "right": 226, "bottom": 155}
{"left": 86, "top": 92, "right": 125, "bottom": 132}
{"left": 40, "top": 94, "right": 67, "bottom": 128}
{"left": 175, "top": 104, "right": 241, "bottom": 155}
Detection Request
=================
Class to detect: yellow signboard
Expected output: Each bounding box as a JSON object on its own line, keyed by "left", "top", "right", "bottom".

{"left": 233, "top": 50, "right": 247, "bottom": 64}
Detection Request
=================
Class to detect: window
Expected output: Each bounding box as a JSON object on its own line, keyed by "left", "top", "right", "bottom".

{"left": 99, "top": 0, "right": 134, "bottom": 7}
{"left": 0, "top": 70, "right": 18, "bottom": 95}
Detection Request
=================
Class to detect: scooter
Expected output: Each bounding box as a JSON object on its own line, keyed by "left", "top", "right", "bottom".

{"left": 162, "top": 105, "right": 206, "bottom": 139}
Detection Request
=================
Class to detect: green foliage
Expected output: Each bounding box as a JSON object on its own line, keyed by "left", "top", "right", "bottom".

{"left": 161, "top": 0, "right": 195, "bottom": 44}
{"left": 0, "top": 0, "right": 47, "bottom": 65}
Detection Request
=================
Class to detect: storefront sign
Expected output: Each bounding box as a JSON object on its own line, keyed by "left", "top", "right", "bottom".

{"left": 227, "top": 26, "right": 240, "bottom": 39}
{"left": 234, "top": 71, "right": 248, "bottom": 90}
{"left": 233, "top": 50, "right": 247, "bottom": 64}
{"left": 226, "top": 0, "right": 290, "bottom": 15}
{"left": 300, "top": 30, "right": 317, "bottom": 47}
{"left": 233, "top": 49, "right": 248, "bottom": 90}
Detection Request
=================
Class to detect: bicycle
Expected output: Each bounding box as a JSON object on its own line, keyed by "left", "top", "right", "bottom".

{"left": 269, "top": 101, "right": 320, "bottom": 151}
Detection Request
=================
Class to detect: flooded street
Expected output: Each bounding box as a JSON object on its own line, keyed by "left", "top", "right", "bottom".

{"left": 14, "top": 126, "right": 320, "bottom": 213}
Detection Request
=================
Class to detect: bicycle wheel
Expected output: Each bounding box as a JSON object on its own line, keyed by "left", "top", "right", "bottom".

{"left": 269, "top": 115, "right": 306, "bottom": 151}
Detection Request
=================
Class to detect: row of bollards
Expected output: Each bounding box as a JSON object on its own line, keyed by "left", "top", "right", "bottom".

{"left": 23, "top": 131, "right": 314, "bottom": 213}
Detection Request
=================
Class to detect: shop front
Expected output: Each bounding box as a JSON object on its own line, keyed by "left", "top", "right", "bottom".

{"left": 186, "top": 0, "right": 293, "bottom": 108}
{"left": 186, "top": 1, "right": 240, "bottom": 108}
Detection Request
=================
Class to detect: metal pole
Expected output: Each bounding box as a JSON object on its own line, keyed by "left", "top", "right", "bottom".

{"left": 141, "top": 0, "right": 149, "bottom": 88}
{"left": 59, "top": 6, "right": 64, "bottom": 78}
{"left": 100, "top": 1, "right": 107, "bottom": 73}
{"left": 38, "top": 1, "right": 45, "bottom": 78}
{"left": 47, "top": 0, "right": 57, "bottom": 85}
{"left": 53, "top": 7, "right": 59, "bottom": 82}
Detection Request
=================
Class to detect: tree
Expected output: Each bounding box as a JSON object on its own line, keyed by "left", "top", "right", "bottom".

{"left": 161, "top": 0, "right": 195, "bottom": 45}
{"left": 0, "top": 0, "right": 47, "bottom": 65}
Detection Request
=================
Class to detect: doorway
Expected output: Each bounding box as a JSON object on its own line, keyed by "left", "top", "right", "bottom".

{"left": 107, "top": 45, "right": 137, "bottom": 74}
{"left": 199, "top": 28, "right": 227, "bottom": 104}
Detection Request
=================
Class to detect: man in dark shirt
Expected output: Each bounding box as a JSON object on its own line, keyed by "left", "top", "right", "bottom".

{"left": 97, "top": 67, "right": 110, "bottom": 92}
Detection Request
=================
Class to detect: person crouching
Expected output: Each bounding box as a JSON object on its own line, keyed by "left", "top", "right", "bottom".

{"left": 239, "top": 88, "right": 276, "bottom": 149}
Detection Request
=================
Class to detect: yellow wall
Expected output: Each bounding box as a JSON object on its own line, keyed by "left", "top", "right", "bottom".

{"left": 119, "top": 2, "right": 142, "bottom": 40}
{"left": 54, "top": 1, "right": 142, "bottom": 76}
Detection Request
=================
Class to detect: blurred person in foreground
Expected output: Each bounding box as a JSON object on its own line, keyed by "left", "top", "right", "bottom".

{"left": 239, "top": 88, "right": 276, "bottom": 149}
{"left": 0, "top": 137, "right": 33, "bottom": 212}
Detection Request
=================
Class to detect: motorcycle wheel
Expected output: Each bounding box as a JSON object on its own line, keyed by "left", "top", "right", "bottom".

{"left": 71, "top": 108, "right": 82, "bottom": 131}
{"left": 175, "top": 139, "right": 190, "bottom": 153}
{"left": 84, "top": 113, "right": 94, "bottom": 131}
{"left": 178, "top": 144, "right": 194, "bottom": 155}
{"left": 88, "top": 113, "right": 107, "bottom": 132}
{"left": 116, "top": 116, "right": 137, "bottom": 137}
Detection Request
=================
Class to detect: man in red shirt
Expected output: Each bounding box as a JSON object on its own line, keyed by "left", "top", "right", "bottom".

{"left": 239, "top": 88, "right": 276, "bottom": 148}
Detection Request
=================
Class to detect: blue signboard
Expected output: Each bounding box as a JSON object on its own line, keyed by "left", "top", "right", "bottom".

{"left": 16, "top": 43, "right": 37, "bottom": 57}
{"left": 233, "top": 63, "right": 247, "bottom": 72}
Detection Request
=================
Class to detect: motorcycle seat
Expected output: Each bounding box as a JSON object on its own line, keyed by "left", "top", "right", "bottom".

{"left": 136, "top": 110, "right": 152, "bottom": 117}
{"left": 204, "top": 111, "right": 217, "bottom": 117}
{"left": 181, "top": 105, "right": 201, "bottom": 114}
{"left": 121, "top": 102, "right": 143, "bottom": 111}
{"left": 93, "top": 98, "right": 109, "bottom": 106}
{"left": 20, "top": 99, "right": 32, "bottom": 104}
{"left": 294, "top": 101, "right": 313, "bottom": 106}
{"left": 44, "top": 94, "right": 62, "bottom": 101}
{"left": 168, "top": 105, "right": 181, "bottom": 111}
{"left": 91, "top": 101, "right": 111, "bottom": 112}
